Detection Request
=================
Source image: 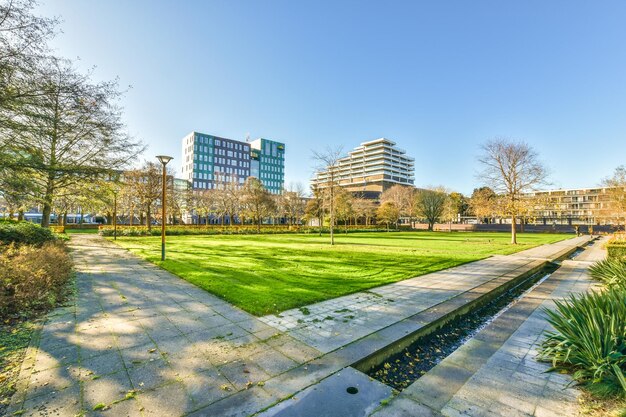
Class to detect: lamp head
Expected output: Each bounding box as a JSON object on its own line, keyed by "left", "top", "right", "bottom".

{"left": 156, "top": 155, "right": 173, "bottom": 166}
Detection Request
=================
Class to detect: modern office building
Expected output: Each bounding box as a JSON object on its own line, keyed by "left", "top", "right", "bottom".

{"left": 311, "top": 138, "right": 415, "bottom": 199}
{"left": 181, "top": 132, "right": 285, "bottom": 194}
{"left": 250, "top": 138, "right": 285, "bottom": 194}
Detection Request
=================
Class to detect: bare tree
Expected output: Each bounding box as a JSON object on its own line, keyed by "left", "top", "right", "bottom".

{"left": 353, "top": 195, "right": 377, "bottom": 226}
{"left": 282, "top": 182, "right": 307, "bottom": 226}
{"left": 191, "top": 189, "right": 216, "bottom": 225}
{"left": 305, "top": 188, "right": 325, "bottom": 235}
{"left": 213, "top": 172, "right": 241, "bottom": 226}
{"left": 380, "top": 185, "right": 410, "bottom": 214}
{"left": 477, "top": 138, "right": 548, "bottom": 244}
{"left": 130, "top": 162, "right": 163, "bottom": 230}
{"left": 167, "top": 179, "right": 189, "bottom": 225}
{"left": 241, "top": 177, "right": 275, "bottom": 233}
{"left": 312, "top": 146, "right": 343, "bottom": 245}
{"left": 381, "top": 184, "right": 415, "bottom": 226}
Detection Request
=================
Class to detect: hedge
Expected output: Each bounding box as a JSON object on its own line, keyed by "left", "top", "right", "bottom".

{"left": 607, "top": 243, "right": 626, "bottom": 261}
{"left": 0, "top": 221, "right": 56, "bottom": 246}
{"left": 98, "top": 224, "right": 389, "bottom": 237}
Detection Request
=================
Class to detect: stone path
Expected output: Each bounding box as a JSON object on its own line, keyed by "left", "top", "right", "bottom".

{"left": 259, "top": 236, "right": 591, "bottom": 353}
{"left": 370, "top": 237, "right": 607, "bottom": 417}
{"left": 7, "top": 234, "right": 321, "bottom": 417}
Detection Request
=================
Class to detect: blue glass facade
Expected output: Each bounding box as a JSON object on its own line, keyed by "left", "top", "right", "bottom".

{"left": 181, "top": 132, "right": 284, "bottom": 194}
{"left": 181, "top": 132, "right": 251, "bottom": 190}
{"left": 250, "top": 138, "right": 285, "bottom": 194}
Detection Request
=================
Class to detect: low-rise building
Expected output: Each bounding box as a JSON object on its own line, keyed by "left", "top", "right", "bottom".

{"left": 525, "top": 187, "right": 615, "bottom": 225}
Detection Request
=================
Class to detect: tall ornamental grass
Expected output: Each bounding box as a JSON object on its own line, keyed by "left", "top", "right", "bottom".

{"left": 589, "top": 259, "right": 626, "bottom": 289}
{"left": 539, "top": 288, "right": 626, "bottom": 396}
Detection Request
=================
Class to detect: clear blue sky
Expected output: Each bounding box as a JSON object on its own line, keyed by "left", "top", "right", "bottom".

{"left": 37, "top": 0, "right": 626, "bottom": 195}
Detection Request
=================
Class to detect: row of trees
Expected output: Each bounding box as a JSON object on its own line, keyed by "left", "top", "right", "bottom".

{"left": 109, "top": 163, "right": 308, "bottom": 233}
{"left": 310, "top": 139, "right": 550, "bottom": 245}
{"left": 0, "top": 0, "right": 143, "bottom": 226}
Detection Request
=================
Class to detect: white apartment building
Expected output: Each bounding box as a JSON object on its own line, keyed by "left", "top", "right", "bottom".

{"left": 312, "top": 138, "right": 415, "bottom": 198}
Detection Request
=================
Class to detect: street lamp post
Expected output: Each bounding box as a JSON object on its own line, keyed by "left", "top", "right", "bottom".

{"left": 156, "top": 155, "right": 173, "bottom": 261}
{"left": 112, "top": 189, "right": 118, "bottom": 240}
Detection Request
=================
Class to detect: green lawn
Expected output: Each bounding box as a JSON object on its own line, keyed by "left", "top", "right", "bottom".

{"left": 111, "top": 231, "right": 570, "bottom": 316}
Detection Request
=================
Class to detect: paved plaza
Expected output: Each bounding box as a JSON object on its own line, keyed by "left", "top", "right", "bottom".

{"left": 6, "top": 234, "right": 598, "bottom": 416}
{"left": 370, "top": 237, "right": 607, "bottom": 417}
{"left": 7, "top": 235, "right": 321, "bottom": 416}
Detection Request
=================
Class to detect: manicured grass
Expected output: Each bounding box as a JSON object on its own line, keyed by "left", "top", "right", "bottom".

{"left": 112, "top": 232, "right": 570, "bottom": 316}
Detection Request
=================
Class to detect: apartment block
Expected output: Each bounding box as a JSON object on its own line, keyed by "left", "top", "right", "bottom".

{"left": 525, "top": 187, "right": 614, "bottom": 225}
{"left": 311, "top": 138, "right": 415, "bottom": 198}
{"left": 181, "top": 132, "right": 285, "bottom": 194}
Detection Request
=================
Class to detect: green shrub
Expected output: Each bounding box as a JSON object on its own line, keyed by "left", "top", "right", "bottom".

{"left": 589, "top": 259, "right": 626, "bottom": 289}
{"left": 608, "top": 243, "right": 626, "bottom": 261}
{"left": 0, "top": 221, "right": 56, "bottom": 246}
{"left": 0, "top": 241, "right": 73, "bottom": 319}
{"left": 538, "top": 288, "right": 626, "bottom": 396}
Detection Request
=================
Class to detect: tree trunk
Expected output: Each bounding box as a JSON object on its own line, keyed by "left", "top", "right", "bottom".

{"left": 41, "top": 189, "right": 54, "bottom": 227}
{"left": 146, "top": 206, "right": 151, "bottom": 230}
{"left": 42, "top": 204, "right": 52, "bottom": 227}
{"left": 17, "top": 210, "right": 24, "bottom": 221}
{"left": 330, "top": 213, "right": 335, "bottom": 245}
{"left": 511, "top": 214, "right": 517, "bottom": 244}
{"left": 63, "top": 212, "right": 68, "bottom": 226}
{"left": 257, "top": 218, "right": 261, "bottom": 233}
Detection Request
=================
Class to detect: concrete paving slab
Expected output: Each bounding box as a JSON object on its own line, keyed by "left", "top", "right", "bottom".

{"left": 6, "top": 234, "right": 318, "bottom": 417}
{"left": 258, "top": 367, "right": 393, "bottom": 417}
{"left": 371, "top": 236, "right": 606, "bottom": 417}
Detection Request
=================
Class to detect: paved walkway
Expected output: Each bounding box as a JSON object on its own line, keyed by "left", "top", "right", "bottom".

{"left": 370, "top": 237, "right": 607, "bottom": 417}
{"left": 6, "top": 234, "right": 593, "bottom": 417}
{"left": 7, "top": 235, "right": 321, "bottom": 417}
{"left": 259, "top": 236, "right": 591, "bottom": 353}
